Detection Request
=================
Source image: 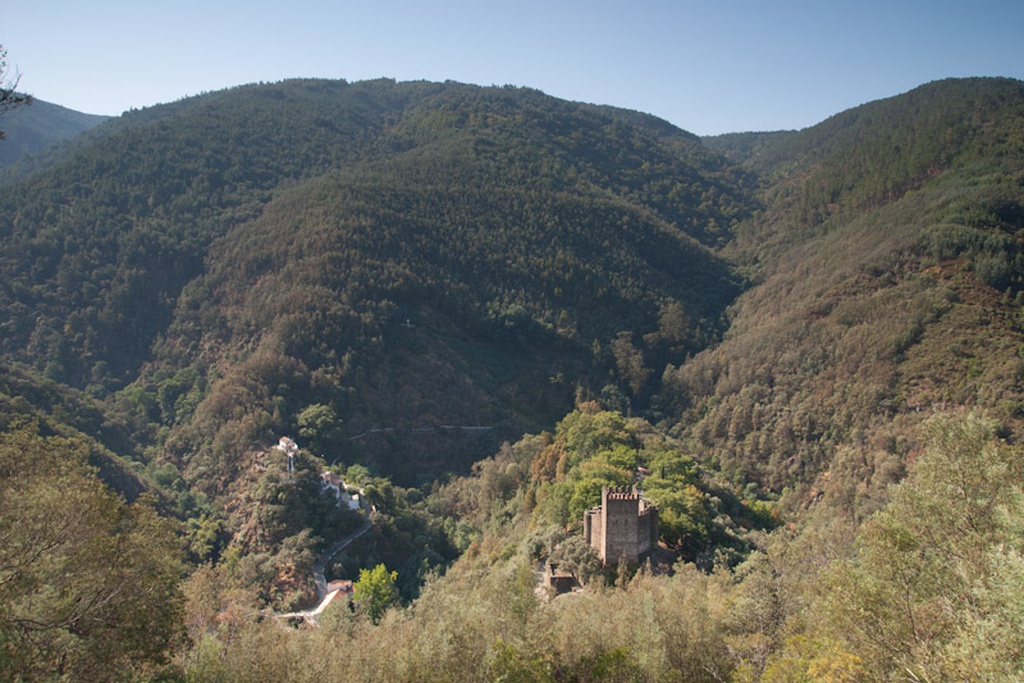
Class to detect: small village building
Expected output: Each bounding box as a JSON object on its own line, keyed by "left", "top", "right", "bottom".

{"left": 317, "top": 579, "right": 354, "bottom": 614}
{"left": 321, "top": 471, "right": 343, "bottom": 496}
{"left": 326, "top": 579, "right": 354, "bottom": 596}
{"left": 320, "top": 472, "right": 362, "bottom": 511}
{"left": 275, "top": 436, "right": 299, "bottom": 473}
{"left": 276, "top": 436, "right": 298, "bottom": 454}
{"left": 545, "top": 562, "right": 578, "bottom": 594}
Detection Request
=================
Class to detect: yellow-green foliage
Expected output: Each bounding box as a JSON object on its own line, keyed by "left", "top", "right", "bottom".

{"left": 758, "top": 412, "right": 1024, "bottom": 681}
{"left": 183, "top": 546, "right": 750, "bottom": 682}
{"left": 446, "top": 404, "right": 772, "bottom": 563}
{"left": 353, "top": 563, "right": 399, "bottom": 624}
{"left": 0, "top": 422, "right": 184, "bottom": 682}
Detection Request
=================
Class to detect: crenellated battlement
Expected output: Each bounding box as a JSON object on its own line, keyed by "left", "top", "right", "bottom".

{"left": 605, "top": 485, "right": 640, "bottom": 501}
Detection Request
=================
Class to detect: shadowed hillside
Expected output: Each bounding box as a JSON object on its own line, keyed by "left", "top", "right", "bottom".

{"left": 0, "top": 98, "right": 108, "bottom": 173}
{"left": 0, "top": 79, "right": 753, "bottom": 491}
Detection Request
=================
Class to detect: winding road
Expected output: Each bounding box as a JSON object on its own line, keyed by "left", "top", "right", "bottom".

{"left": 313, "top": 517, "right": 373, "bottom": 602}
{"left": 276, "top": 516, "right": 373, "bottom": 624}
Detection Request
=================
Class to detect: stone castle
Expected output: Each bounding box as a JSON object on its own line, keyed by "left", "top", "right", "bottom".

{"left": 583, "top": 486, "right": 658, "bottom": 565}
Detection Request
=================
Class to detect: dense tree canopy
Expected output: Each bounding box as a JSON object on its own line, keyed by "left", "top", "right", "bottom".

{"left": 0, "top": 423, "right": 183, "bottom": 681}
{"left": 0, "top": 76, "right": 1023, "bottom": 680}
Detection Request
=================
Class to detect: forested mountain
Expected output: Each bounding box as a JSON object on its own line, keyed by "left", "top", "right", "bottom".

{"left": 677, "top": 77, "right": 1024, "bottom": 514}
{"left": 2, "top": 76, "right": 1024, "bottom": 681}
{"left": 0, "top": 97, "right": 108, "bottom": 171}
{"left": 0, "top": 79, "right": 752, "bottom": 488}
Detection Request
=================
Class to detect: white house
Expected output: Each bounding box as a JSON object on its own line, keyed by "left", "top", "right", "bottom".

{"left": 320, "top": 471, "right": 362, "bottom": 511}
{"left": 276, "top": 436, "right": 298, "bottom": 454}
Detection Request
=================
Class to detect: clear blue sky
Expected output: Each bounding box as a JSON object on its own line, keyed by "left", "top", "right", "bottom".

{"left": 6, "top": 0, "right": 1024, "bottom": 135}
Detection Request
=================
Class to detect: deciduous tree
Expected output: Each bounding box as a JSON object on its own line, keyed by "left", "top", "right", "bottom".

{"left": 0, "top": 423, "right": 183, "bottom": 681}
{"left": 353, "top": 563, "right": 399, "bottom": 624}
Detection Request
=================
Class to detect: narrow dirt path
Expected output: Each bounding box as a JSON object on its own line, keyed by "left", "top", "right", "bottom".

{"left": 312, "top": 517, "right": 372, "bottom": 603}
{"left": 275, "top": 515, "right": 373, "bottom": 624}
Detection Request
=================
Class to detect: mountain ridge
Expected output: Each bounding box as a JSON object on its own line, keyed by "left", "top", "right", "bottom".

{"left": 2, "top": 76, "right": 1021, "bottom": 493}
{"left": 0, "top": 97, "right": 108, "bottom": 172}
{"left": 664, "top": 76, "right": 1024, "bottom": 517}
{"left": 0, "top": 78, "right": 754, "bottom": 491}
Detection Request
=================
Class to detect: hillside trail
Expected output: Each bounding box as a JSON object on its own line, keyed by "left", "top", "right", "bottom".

{"left": 313, "top": 516, "right": 373, "bottom": 602}
{"left": 276, "top": 515, "right": 373, "bottom": 624}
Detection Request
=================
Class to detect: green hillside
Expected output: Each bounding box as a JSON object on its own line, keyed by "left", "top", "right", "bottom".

{"left": 0, "top": 98, "right": 108, "bottom": 172}
{"left": 0, "top": 79, "right": 752, "bottom": 491}
{"left": 668, "top": 78, "right": 1024, "bottom": 513}
{"left": 3, "top": 76, "right": 1024, "bottom": 681}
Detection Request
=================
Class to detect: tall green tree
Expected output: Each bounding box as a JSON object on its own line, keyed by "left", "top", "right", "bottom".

{"left": 611, "top": 331, "right": 651, "bottom": 409}
{"left": 353, "top": 563, "right": 399, "bottom": 624}
{"left": 296, "top": 402, "right": 343, "bottom": 457}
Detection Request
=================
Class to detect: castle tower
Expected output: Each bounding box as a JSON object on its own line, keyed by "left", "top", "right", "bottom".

{"left": 583, "top": 486, "right": 658, "bottom": 565}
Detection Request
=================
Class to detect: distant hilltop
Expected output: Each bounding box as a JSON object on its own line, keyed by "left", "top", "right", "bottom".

{"left": 0, "top": 98, "right": 109, "bottom": 172}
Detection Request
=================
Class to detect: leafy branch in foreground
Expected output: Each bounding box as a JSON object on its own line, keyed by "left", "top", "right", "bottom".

{"left": 0, "top": 422, "right": 183, "bottom": 681}
{"left": 0, "top": 45, "right": 32, "bottom": 139}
